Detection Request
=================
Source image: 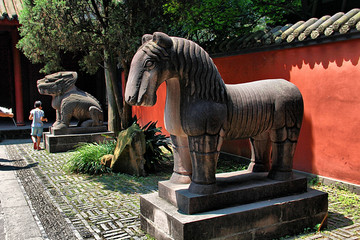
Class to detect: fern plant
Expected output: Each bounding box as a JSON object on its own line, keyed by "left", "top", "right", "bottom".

{"left": 141, "top": 121, "right": 172, "bottom": 173}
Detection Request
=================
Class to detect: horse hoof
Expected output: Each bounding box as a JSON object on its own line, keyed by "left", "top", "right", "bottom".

{"left": 170, "top": 172, "right": 191, "bottom": 184}
{"left": 188, "top": 182, "right": 217, "bottom": 195}
{"left": 268, "top": 170, "right": 293, "bottom": 181}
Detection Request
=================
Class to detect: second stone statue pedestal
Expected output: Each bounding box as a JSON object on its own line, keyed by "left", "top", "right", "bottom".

{"left": 140, "top": 170, "right": 328, "bottom": 240}
{"left": 44, "top": 126, "right": 113, "bottom": 153}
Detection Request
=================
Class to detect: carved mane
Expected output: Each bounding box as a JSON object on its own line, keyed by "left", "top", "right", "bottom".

{"left": 141, "top": 36, "right": 227, "bottom": 103}
{"left": 38, "top": 71, "right": 78, "bottom": 95}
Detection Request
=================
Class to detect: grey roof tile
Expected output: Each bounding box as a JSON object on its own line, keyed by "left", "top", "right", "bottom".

{"left": 324, "top": 8, "right": 359, "bottom": 36}
{"left": 339, "top": 11, "right": 360, "bottom": 34}
{"left": 210, "top": 8, "right": 360, "bottom": 55}
{"left": 298, "top": 15, "right": 330, "bottom": 41}
{"left": 0, "top": 0, "right": 22, "bottom": 21}
{"left": 287, "top": 18, "right": 318, "bottom": 42}
{"left": 281, "top": 21, "right": 305, "bottom": 40}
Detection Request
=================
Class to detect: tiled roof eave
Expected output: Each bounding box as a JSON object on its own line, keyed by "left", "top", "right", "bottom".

{"left": 210, "top": 8, "right": 360, "bottom": 57}
{"left": 211, "top": 30, "right": 360, "bottom": 58}
{"left": 0, "top": 0, "right": 22, "bottom": 21}
{"left": 0, "top": 13, "right": 18, "bottom": 21}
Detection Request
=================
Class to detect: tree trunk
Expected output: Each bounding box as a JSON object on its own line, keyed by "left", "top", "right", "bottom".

{"left": 104, "top": 49, "right": 122, "bottom": 133}
{"left": 120, "top": 59, "right": 132, "bottom": 130}
{"left": 104, "top": 49, "right": 133, "bottom": 133}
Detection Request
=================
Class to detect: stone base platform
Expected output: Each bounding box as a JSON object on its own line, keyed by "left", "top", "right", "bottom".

{"left": 44, "top": 130, "right": 114, "bottom": 153}
{"left": 51, "top": 125, "right": 108, "bottom": 135}
{"left": 159, "top": 171, "right": 308, "bottom": 214}
{"left": 140, "top": 171, "right": 328, "bottom": 240}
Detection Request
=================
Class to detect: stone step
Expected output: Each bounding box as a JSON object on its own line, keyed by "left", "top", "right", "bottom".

{"left": 141, "top": 189, "right": 328, "bottom": 240}
{"left": 159, "top": 170, "right": 308, "bottom": 214}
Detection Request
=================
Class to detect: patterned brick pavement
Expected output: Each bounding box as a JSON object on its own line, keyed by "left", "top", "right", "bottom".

{"left": 5, "top": 143, "right": 360, "bottom": 240}
{"left": 6, "top": 143, "right": 170, "bottom": 239}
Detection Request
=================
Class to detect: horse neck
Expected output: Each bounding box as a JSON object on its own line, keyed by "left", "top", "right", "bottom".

{"left": 164, "top": 77, "right": 184, "bottom": 136}
{"left": 165, "top": 77, "right": 181, "bottom": 110}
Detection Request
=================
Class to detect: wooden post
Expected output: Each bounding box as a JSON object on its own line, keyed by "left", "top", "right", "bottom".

{"left": 11, "top": 28, "right": 25, "bottom": 126}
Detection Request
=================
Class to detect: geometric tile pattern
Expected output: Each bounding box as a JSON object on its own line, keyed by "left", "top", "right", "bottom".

{"left": 5, "top": 143, "right": 360, "bottom": 240}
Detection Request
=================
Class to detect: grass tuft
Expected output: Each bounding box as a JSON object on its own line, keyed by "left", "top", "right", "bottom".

{"left": 64, "top": 140, "right": 116, "bottom": 175}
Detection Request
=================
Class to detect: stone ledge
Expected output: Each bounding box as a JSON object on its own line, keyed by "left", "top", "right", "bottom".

{"left": 51, "top": 125, "right": 108, "bottom": 135}
{"left": 44, "top": 131, "right": 114, "bottom": 153}
{"left": 140, "top": 189, "right": 328, "bottom": 240}
{"left": 159, "top": 170, "right": 307, "bottom": 214}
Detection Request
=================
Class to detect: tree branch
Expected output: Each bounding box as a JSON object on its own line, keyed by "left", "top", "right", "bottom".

{"left": 89, "top": 0, "right": 107, "bottom": 29}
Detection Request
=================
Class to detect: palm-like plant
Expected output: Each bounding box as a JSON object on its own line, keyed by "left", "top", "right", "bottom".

{"left": 141, "top": 121, "right": 172, "bottom": 173}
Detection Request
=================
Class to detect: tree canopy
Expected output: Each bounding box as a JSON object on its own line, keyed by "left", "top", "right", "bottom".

{"left": 164, "top": 0, "right": 303, "bottom": 47}
{"left": 18, "top": 0, "right": 171, "bottom": 74}
{"left": 18, "top": 0, "right": 172, "bottom": 132}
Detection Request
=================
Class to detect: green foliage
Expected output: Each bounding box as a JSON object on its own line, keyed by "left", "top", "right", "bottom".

{"left": 216, "top": 157, "right": 249, "bottom": 173}
{"left": 17, "top": 0, "right": 172, "bottom": 74}
{"left": 252, "top": 0, "right": 303, "bottom": 25}
{"left": 164, "top": 0, "right": 303, "bottom": 48}
{"left": 64, "top": 140, "right": 116, "bottom": 175}
{"left": 308, "top": 176, "right": 321, "bottom": 186}
{"left": 141, "top": 121, "right": 172, "bottom": 173}
{"left": 164, "top": 0, "right": 256, "bottom": 43}
{"left": 64, "top": 119, "right": 172, "bottom": 175}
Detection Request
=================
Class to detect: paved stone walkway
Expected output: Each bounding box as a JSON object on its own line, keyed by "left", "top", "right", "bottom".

{"left": 5, "top": 143, "right": 170, "bottom": 239}
{"left": 0, "top": 144, "right": 43, "bottom": 240}
{"left": 2, "top": 142, "right": 360, "bottom": 239}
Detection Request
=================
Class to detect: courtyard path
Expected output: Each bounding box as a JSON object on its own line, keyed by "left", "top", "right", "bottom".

{"left": 1, "top": 142, "right": 359, "bottom": 239}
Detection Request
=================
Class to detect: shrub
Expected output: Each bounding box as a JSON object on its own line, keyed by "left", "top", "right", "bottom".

{"left": 65, "top": 120, "right": 172, "bottom": 175}
{"left": 64, "top": 139, "right": 116, "bottom": 175}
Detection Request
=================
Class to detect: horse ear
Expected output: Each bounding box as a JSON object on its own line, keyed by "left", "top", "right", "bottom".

{"left": 142, "top": 34, "right": 153, "bottom": 44}
{"left": 61, "top": 71, "right": 77, "bottom": 80}
{"left": 153, "top": 32, "right": 173, "bottom": 49}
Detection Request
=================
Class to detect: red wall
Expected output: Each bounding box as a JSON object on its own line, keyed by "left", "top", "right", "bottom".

{"left": 132, "top": 38, "right": 360, "bottom": 186}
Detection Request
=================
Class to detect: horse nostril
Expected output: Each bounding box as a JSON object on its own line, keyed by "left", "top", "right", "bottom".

{"left": 126, "top": 96, "right": 134, "bottom": 104}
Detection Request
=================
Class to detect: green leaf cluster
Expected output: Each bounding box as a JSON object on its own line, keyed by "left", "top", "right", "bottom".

{"left": 141, "top": 121, "right": 172, "bottom": 173}
{"left": 64, "top": 140, "right": 116, "bottom": 175}
{"left": 65, "top": 119, "right": 172, "bottom": 175}
{"left": 252, "top": 0, "right": 303, "bottom": 25}
{"left": 164, "top": 0, "right": 303, "bottom": 47}
{"left": 17, "top": 0, "right": 172, "bottom": 74}
{"left": 164, "top": 0, "right": 256, "bottom": 43}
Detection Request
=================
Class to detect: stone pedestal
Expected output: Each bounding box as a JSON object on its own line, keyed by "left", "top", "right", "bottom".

{"left": 44, "top": 126, "right": 114, "bottom": 153}
{"left": 140, "top": 170, "right": 328, "bottom": 240}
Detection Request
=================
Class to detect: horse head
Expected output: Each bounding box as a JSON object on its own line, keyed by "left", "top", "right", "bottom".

{"left": 125, "top": 32, "right": 174, "bottom": 106}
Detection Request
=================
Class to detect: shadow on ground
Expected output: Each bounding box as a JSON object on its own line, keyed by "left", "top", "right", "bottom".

{"left": 0, "top": 159, "right": 38, "bottom": 171}
{"left": 327, "top": 211, "right": 354, "bottom": 229}
{"left": 88, "top": 171, "right": 171, "bottom": 194}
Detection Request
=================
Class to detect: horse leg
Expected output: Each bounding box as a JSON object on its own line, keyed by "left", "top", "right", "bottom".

{"left": 268, "top": 126, "right": 300, "bottom": 180}
{"left": 169, "top": 135, "right": 192, "bottom": 184}
{"left": 188, "top": 134, "right": 222, "bottom": 194}
{"left": 248, "top": 131, "right": 271, "bottom": 172}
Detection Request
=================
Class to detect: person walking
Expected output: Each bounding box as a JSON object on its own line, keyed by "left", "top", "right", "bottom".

{"left": 29, "top": 101, "right": 48, "bottom": 150}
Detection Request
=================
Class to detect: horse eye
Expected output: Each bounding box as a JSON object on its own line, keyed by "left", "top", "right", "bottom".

{"left": 145, "top": 60, "right": 154, "bottom": 68}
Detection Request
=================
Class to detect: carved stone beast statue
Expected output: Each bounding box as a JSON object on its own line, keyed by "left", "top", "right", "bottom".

{"left": 37, "top": 71, "right": 103, "bottom": 131}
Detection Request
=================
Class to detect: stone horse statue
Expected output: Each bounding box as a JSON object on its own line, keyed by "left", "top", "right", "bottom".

{"left": 37, "top": 71, "right": 103, "bottom": 132}
{"left": 125, "top": 32, "right": 304, "bottom": 194}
